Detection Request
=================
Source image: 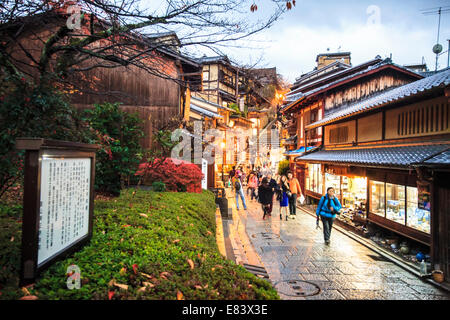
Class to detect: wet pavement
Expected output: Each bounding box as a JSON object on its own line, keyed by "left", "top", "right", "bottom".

{"left": 227, "top": 191, "right": 450, "bottom": 300}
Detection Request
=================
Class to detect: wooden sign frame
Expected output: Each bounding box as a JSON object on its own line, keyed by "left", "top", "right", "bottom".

{"left": 16, "top": 138, "right": 100, "bottom": 286}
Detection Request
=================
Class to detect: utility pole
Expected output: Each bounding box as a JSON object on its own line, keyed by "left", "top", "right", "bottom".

{"left": 448, "top": 39, "right": 450, "bottom": 68}
{"left": 436, "top": 7, "right": 442, "bottom": 71}
{"left": 421, "top": 6, "right": 450, "bottom": 71}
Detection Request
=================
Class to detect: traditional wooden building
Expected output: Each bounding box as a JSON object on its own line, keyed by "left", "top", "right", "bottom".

{"left": 282, "top": 56, "right": 423, "bottom": 194}
{"left": 295, "top": 68, "right": 450, "bottom": 280}
{"left": 192, "top": 56, "right": 239, "bottom": 108}
{"left": 3, "top": 10, "right": 202, "bottom": 151}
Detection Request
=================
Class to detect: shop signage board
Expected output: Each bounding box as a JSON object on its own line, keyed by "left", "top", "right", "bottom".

{"left": 16, "top": 138, "right": 99, "bottom": 286}
{"left": 417, "top": 182, "right": 431, "bottom": 211}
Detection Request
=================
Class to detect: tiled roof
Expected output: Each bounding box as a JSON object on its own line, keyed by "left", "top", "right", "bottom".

{"left": 285, "top": 58, "right": 384, "bottom": 102}
{"left": 306, "top": 68, "right": 450, "bottom": 129}
{"left": 190, "top": 104, "right": 222, "bottom": 119}
{"left": 291, "top": 61, "right": 351, "bottom": 89}
{"left": 195, "top": 55, "right": 231, "bottom": 65}
{"left": 423, "top": 149, "right": 450, "bottom": 165}
{"left": 284, "top": 146, "right": 316, "bottom": 155}
{"left": 190, "top": 96, "right": 234, "bottom": 111}
{"left": 296, "top": 144, "right": 450, "bottom": 167}
{"left": 283, "top": 59, "right": 422, "bottom": 114}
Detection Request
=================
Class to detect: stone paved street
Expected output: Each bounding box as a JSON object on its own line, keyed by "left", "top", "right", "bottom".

{"left": 230, "top": 193, "right": 450, "bottom": 300}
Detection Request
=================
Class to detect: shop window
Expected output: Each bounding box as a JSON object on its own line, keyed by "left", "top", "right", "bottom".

{"left": 386, "top": 183, "right": 406, "bottom": 225}
{"left": 329, "top": 126, "right": 349, "bottom": 144}
{"left": 406, "top": 186, "right": 430, "bottom": 234}
{"left": 343, "top": 176, "right": 367, "bottom": 211}
{"left": 370, "top": 181, "right": 385, "bottom": 217}
{"left": 325, "top": 173, "right": 340, "bottom": 198}
{"left": 306, "top": 164, "right": 322, "bottom": 194}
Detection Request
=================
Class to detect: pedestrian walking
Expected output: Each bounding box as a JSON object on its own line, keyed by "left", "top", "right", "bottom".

{"left": 262, "top": 164, "right": 272, "bottom": 177}
{"left": 258, "top": 177, "right": 273, "bottom": 220}
{"left": 247, "top": 171, "right": 258, "bottom": 201}
{"left": 233, "top": 172, "right": 247, "bottom": 211}
{"left": 267, "top": 173, "right": 277, "bottom": 215}
{"left": 287, "top": 170, "right": 302, "bottom": 219}
{"left": 256, "top": 167, "right": 262, "bottom": 179}
{"left": 316, "top": 187, "right": 342, "bottom": 245}
{"left": 278, "top": 175, "right": 290, "bottom": 221}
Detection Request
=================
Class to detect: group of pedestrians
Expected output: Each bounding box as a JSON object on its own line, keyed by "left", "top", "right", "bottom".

{"left": 231, "top": 167, "right": 304, "bottom": 221}
{"left": 229, "top": 164, "right": 342, "bottom": 245}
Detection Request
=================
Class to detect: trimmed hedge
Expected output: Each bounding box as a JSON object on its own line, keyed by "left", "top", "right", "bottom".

{"left": 0, "top": 190, "right": 279, "bottom": 300}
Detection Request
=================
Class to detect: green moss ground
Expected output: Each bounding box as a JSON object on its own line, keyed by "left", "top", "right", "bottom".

{"left": 0, "top": 189, "right": 279, "bottom": 300}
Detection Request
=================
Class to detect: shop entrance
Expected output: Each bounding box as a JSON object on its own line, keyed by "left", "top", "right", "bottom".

{"left": 324, "top": 172, "right": 367, "bottom": 227}
{"left": 434, "top": 171, "right": 450, "bottom": 281}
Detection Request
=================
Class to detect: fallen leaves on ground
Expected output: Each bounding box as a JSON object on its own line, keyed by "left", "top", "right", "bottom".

{"left": 187, "top": 258, "right": 194, "bottom": 270}
{"left": 160, "top": 271, "right": 171, "bottom": 280}
{"left": 109, "top": 279, "right": 128, "bottom": 290}
{"left": 143, "top": 281, "right": 155, "bottom": 288}
{"left": 176, "top": 290, "right": 184, "bottom": 300}
{"left": 19, "top": 295, "right": 38, "bottom": 300}
{"left": 140, "top": 272, "right": 153, "bottom": 279}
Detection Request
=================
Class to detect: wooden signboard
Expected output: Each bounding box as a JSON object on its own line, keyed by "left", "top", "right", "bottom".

{"left": 16, "top": 138, "right": 100, "bottom": 286}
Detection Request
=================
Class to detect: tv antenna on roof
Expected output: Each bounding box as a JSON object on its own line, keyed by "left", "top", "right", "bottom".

{"left": 421, "top": 6, "right": 450, "bottom": 71}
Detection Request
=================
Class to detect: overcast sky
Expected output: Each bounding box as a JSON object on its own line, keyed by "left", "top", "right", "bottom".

{"left": 223, "top": 0, "right": 450, "bottom": 83}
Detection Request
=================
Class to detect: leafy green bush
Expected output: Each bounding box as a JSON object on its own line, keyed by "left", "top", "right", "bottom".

{"left": 152, "top": 181, "right": 166, "bottom": 192}
{"left": 82, "top": 103, "right": 145, "bottom": 196}
{"left": 0, "top": 190, "right": 279, "bottom": 300}
{"left": 0, "top": 76, "right": 88, "bottom": 200}
{"left": 277, "top": 159, "right": 290, "bottom": 176}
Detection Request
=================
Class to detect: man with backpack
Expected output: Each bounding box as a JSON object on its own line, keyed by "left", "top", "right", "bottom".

{"left": 316, "top": 187, "right": 342, "bottom": 245}
{"left": 233, "top": 172, "right": 247, "bottom": 211}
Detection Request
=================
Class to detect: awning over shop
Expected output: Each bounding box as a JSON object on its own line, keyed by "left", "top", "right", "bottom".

{"left": 190, "top": 103, "right": 223, "bottom": 119}
{"left": 284, "top": 146, "right": 316, "bottom": 155}
{"left": 295, "top": 144, "right": 450, "bottom": 167}
{"left": 422, "top": 149, "right": 450, "bottom": 166}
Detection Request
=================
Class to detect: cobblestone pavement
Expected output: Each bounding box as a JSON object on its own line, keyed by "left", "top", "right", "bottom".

{"left": 234, "top": 196, "right": 450, "bottom": 300}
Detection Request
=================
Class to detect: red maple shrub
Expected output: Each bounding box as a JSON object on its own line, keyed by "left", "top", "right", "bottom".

{"left": 135, "top": 158, "right": 203, "bottom": 193}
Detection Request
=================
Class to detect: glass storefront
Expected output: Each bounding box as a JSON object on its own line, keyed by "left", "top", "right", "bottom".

{"left": 342, "top": 176, "right": 367, "bottom": 211}
{"left": 369, "top": 181, "right": 430, "bottom": 234}
{"left": 370, "top": 180, "right": 385, "bottom": 217}
{"left": 325, "top": 173, "right": 340, "bottom": 197}
{"left": 406, "top": 186, "right": 430, "bottom": 234}
{"left": 306, "top": 164, "right": 322, "bottom": 194}
{"left": 386, "top": 183, "right": 406, "bottom": 225}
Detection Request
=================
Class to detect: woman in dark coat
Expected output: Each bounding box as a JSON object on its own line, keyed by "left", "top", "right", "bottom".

{"left": 258, "top": 177, "right": 273, "bottom": 220}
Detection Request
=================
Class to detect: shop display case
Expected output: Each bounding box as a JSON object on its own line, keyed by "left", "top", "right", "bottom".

{"left": 306, "top": 164, "right": 322, "bottom": 195}
{"left": 370, "top": 180, "right": 385, "bottom": 217}
{"left": 386, "top": 183, "right": 406, "bottom": 225}
{"left": 406, "top": 186, "right": 430, "bottom": 234}
{"left": 325, "top": 173, "right": 340, "bottom": 196}
{"left": 342, "top": 176, "right": 367, "bottom": 222}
